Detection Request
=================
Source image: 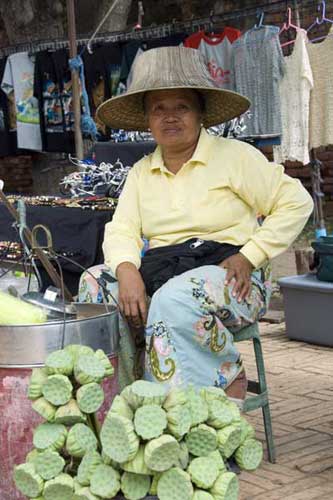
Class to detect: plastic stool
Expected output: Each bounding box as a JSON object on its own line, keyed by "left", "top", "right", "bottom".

{"left": 233, "top": 322, "right": 276, "bottom": 463}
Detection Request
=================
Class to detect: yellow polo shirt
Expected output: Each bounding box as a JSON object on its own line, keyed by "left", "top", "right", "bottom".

{"left": 103, "top": 128, "right": 313, "bottom": 274}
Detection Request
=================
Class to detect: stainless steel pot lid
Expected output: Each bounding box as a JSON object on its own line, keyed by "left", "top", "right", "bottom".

{"left": 22, "top": 291, "right": 76, "bottom": 315}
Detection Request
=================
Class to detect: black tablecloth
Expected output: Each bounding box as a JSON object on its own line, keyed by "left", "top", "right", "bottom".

{"left": 94, "top": 141, "right": 156, "bottom": 165}
{"left": 0, "top": 204, "right": 113, "bottom": 295}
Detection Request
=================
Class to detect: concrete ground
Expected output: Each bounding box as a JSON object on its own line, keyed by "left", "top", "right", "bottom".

{"left": 238, "top": 322, "right": 333, "bottom": 499}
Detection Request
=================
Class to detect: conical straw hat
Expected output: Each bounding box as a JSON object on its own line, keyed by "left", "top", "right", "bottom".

{"left": 97, "top": 46, "right": 250, "bottom": 131}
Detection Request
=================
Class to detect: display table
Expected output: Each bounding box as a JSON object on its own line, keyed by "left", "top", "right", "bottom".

{"left": 0, "top": 202, "right": 114, "bottom": 295}
{"left": 279, "top": 273, "right": 333, "bottom": 347}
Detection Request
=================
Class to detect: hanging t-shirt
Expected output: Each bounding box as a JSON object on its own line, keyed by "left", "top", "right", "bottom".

{"left": 273, "top": 31, "right": 313, "bottom": 165}
{"left": 184, "top": 28, "right": 241, "bottom": 89}
{"left": 0, "top": 57, "right": 17, "bottom": 157}
{"left": 1, "top": 52, "right": 42, "bottom": 151}
{"left": 231, "top": 25, "right": 285, "bottom": 138}
{"left": 33, "top": 49, "right": 74, "bottom": 153}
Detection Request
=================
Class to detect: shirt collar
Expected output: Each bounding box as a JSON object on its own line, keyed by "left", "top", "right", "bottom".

{"left": 150, "top": 127, "right": 213, "bottom": 172}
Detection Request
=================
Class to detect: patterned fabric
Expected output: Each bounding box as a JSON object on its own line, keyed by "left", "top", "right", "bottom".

{"left": 79, "top": 264, "right": 271, "bottom": 392}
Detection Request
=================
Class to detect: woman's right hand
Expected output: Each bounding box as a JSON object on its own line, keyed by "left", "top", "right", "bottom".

{"left": 116, "top": 262, "right": 148, "bottom": 328}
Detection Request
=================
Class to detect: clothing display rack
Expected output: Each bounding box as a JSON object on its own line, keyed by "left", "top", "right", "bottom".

{"left": 0, "top": 0, "right": 316, "bottom": 58}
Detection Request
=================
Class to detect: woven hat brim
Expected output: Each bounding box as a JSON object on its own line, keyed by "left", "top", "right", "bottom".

{"left": 96, "top": 86, "right": 251, "bottom": 131}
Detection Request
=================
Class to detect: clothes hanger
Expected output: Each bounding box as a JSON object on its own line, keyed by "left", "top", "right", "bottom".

{"left": 279, "top": 7, "right": 306, "bottom": 48}
{"left": 254, "top": 10, "right": 265, "bottom": 29}
{"left": 307, "top": 0, "right": 333, "bottom": 42}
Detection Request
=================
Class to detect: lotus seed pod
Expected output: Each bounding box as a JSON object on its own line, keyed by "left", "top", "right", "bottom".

{"left": 26, "top": 448, "right": 40, "bottom": 464}
{"left": 187, "top": 390, "right": 209, "bottom": 426}
{"left": 157, "top": 467, "right": 193, "bottom": 500}
{"left": 238, "top": 417, "right": 256, "bottom": 445}
{"left": 144, "top": 434, "right": 180, "bottom": 472}
{"left": 121, "top": 471, "right": 151, "bottom": 500}
{"left": 13, "top": 463, "right": 44, "bottom": 498}
{"left": 149, "top": 472, "right": 162, "bottom": 495}
{"left": 94, "top": 349, "right": 114, "bottom": 378}
{"left": 43, "top": 473, "right": 74, "bottom": 500}
{"left": 74, "top": 354, "right": 105, "bottom": 385}
{"left": 64, "top": 344, "right": 94, "bottom": 362}
{"left": 32, "top": 397, "right": 56, "bottom": 422}
{"left": 90, "top": 464, "right": 121, "bottom": 498}
{"left": 188, "top": 456, "right": 219, "bottom": 489}
{"left": 217, "top": 424, "right": 242, "bottom": 459}
{"left": 200, "top": 386, "right": 227, "bottom": 404}
{"left": 235, "top": 438, "right": 263, "bottom": 471}
{"left": 28, "top": 367, "right": 49, "bottom": 400}
{"left": 34, "top": 450, "right": 65, "bottom": 480}
{"left": 210, "top": 471, "right": 239, "bottom": 500}
{"left": 126, "top": 380, "right": 167, "bottom": 409}
{"left": 107, "top": 395, "right": 133, "bottom": 421}
{"left": 134, "top": 404, "right": 167, "bottom": 440}
{"left": 45, "top": 349, "right": 74, "bottom": 376}
{"left": 185, "top": 424, "right": 217, "bottom": 457}
{"left": 178, "top": 441, "right": 190, "bottom": 470}
{"left": 167, "top": 404, "right": 192, "bottom": 439}
{"left": 206, "top": 400, "right": 236, "bottom": 429}
{"left": 163, "top": 387, "right": 188, "bottom": 411}
{"left": 100, "top": 414, "right": 139, "bottom": 463}
{"left": 193, "top": 490, "right": 215, "bottom": 500}
{"left": 33, "top": 423, "right": 67, "bottom": 452}
{"left": 207, "top": 450, "right": 226, "bottom": 472}
{"left": 54, "top": 399, "right": 87, "bottom": 425}
{"left": 66, "top": 423, "right": 98, "bottom": 458}
{"left": 122, "top": 445, "right": 153, "bottom": 475}
{"left": 77, "top": 383, "right": 105, "bottom": 414}
{"left": 42, "top": 374, "right": 73, "bottom": 406}
{"left": 77, "top": 451, "right": 103, "bottom": 486}
{"left": 73, "top": 487, "right": 100, "bottom": 500}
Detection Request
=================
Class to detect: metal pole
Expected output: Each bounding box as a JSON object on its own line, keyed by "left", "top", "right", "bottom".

{"left": 67, "top": 0, "right": 84, "bottom": 160}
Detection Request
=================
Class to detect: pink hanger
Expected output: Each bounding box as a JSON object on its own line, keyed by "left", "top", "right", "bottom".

{"left": 307, "top": 1, "right": 333, "bottom": 43}
{"left": 279, "top": 7, "right": 306, "bottom": 48}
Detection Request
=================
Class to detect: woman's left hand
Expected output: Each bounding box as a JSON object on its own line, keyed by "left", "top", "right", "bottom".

{"left": 219, "top": 253, "right": 254, "bottom": 302}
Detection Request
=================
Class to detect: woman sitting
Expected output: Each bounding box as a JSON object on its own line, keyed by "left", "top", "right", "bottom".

{"left": 79, "top": 46, "right": 313, "bottom": 407}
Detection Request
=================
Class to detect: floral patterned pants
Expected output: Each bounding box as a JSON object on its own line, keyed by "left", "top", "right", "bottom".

{"left": 79, "top": 264, "right": 271, "bottom": 392}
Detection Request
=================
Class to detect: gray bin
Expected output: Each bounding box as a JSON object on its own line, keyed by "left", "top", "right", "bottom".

{"left": 278, "top": 273, "right": 333, "bottom": 347}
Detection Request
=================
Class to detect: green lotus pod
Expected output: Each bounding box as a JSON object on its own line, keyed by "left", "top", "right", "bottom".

{"left": 207, "top": 450, "right": 226, "bottom": 472}
{"left": 77, "top": 451, "right": 103, "bottom": 486}
{"left": 77, "top": 383, "right": 105, "bottom": 414}
{"left": 163, "top": 387, "right": 188, "bottom": 411}
{"left": 121, "top": 471, "right": 151, "bottom": 500}
{"left": 122, "top": 445, "right": 153, "bottom": 475}
{"left": 28, "top": 367, "right": 49, "bottom": 400}
{"left": 207, "top": 400, "right": 240, "bottom": 430}
{"left": 107, "top": 395, "right": 133, "bottom": 421}
{"left": 54, "top": 399, "right": 87, "bottom": 425}
{"left": 33, "top": 423, "right": 67, "bottom": 452}
{"left": 187, "top": 390, "right": 209, "bottom": 426}
{"left": 238, "top": 417, "right": 256, "bottom": 445}
{"left": 193, "top": 490, "right": 215, "bottom": 500}
{"left": 200, "top": 387, "right": 227, "bottom": 404}
{"left": 210, "top": 471, "right": 239, "bottom": 500}
{"left": 149, "top": 472, "right": 162, "bottom": 495}
{"left": 120, "top": 385, "right": 133, "bottom": 407}
{"left": 235, "top": 438, "right": 263, "bottom": 471}
{"left": 34, "top": 450, "right": 65, "bottom": 480}
{"left": 94, "top": 349, "right": 114, "bottom": 378}
{"left": 73, "top": 487, "right": 100, "bottom": 500}
{"left": 75, "top": 354, "right": 105, "bottom": 385}
{"left": 45, "top": 350, "right": 74, "bottom": 376}
{"left": 90, "top": 464, "right": 121, "bottom": 498}
{"left": 43, "top": 473, "right": 74, "bottom": 500}
{"left": 188, "top": 456, "right": 219, "bottom": 489}
{"left": 157, "top": 467, "right": 193, "bottom": 500}
{"left": 13, "top": 463, "right": 44, "bottom": 498}
{"left": 144, "top": 434, "right": 180, "bottom": 472}
{"left": 167, "top": 404, "right": 192, "bottom": 440}
{"left": 64, "top": 344, "right": 94, "bottom": 362}
{"left": 134, "top": 404, "right": 167, "bottom": 440}
{"left": 100, "top": 414, "right": 139, "bottom": 463}
{"left": 66, "top": 423, "right": 98, "bottom": 458}
{"left": 178, "top": 441, "right": 189, "bottom": 470}
{"left": 185, "top": 424, "right": 217, "bottom": 457}
{"left": 26, "top": 448, "right": 40, "bottom": 464}
{"left": 32, "top": 397, "right": 56, "bottom": 422}
{"left": 42, "top": 374, "right": 73, "bottom": 406}
{"left": 217, "top": 424, "right": 242, "bottom": 459}
{"left": 125, "top": 380, "right": 167, "bottom": 409}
